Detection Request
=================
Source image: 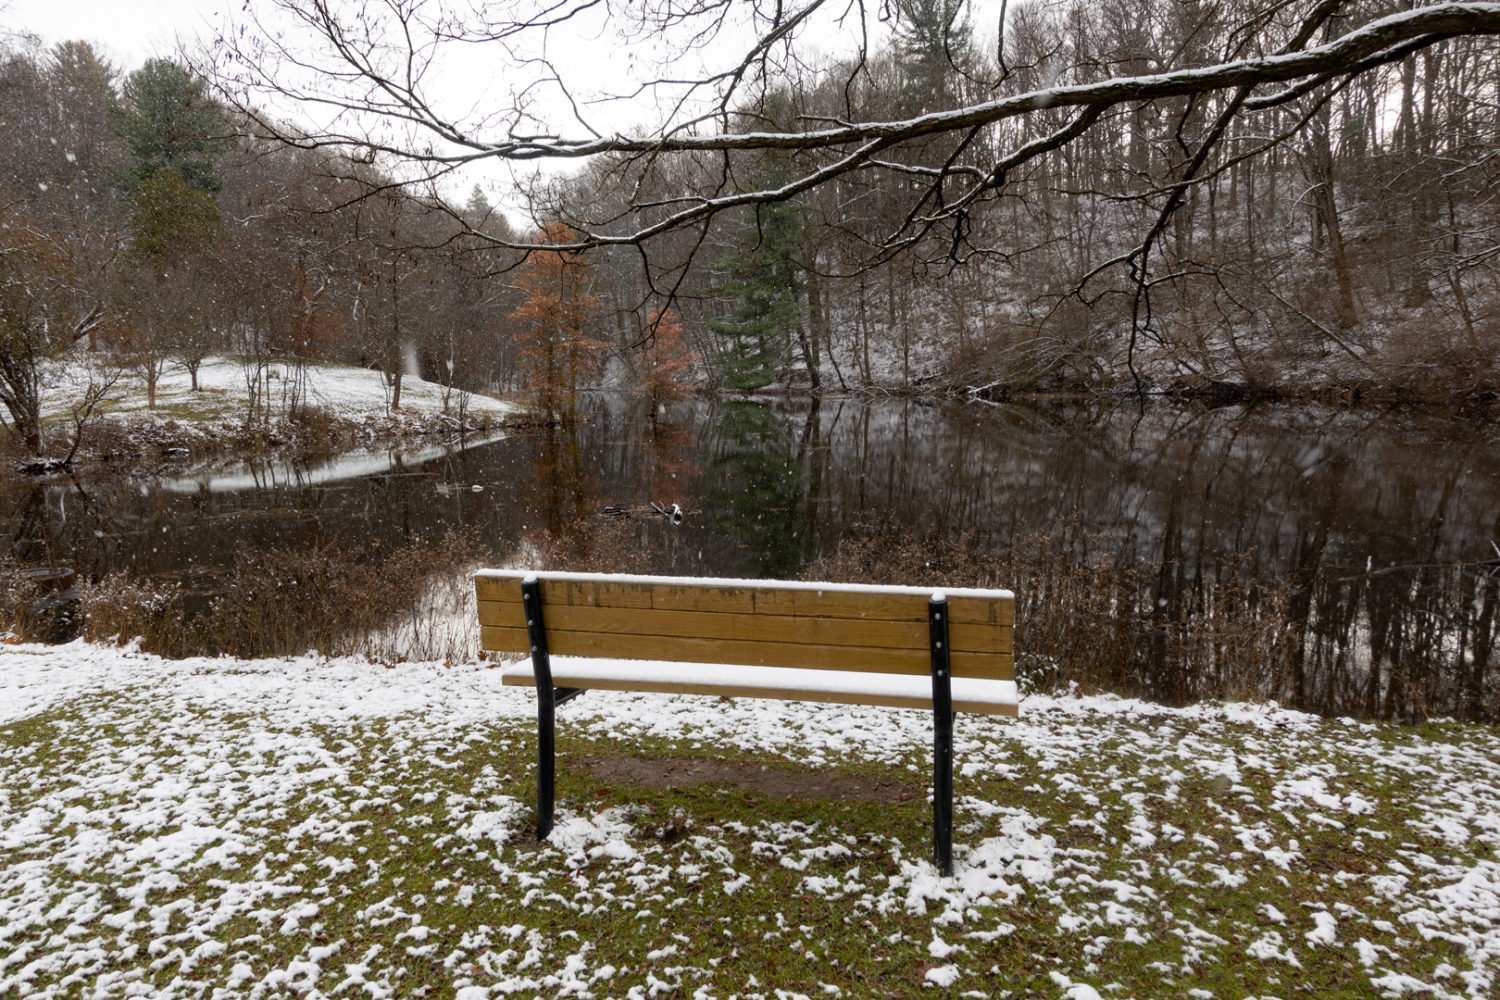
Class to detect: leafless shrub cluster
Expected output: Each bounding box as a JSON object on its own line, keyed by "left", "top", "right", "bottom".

{"left": 0, "top": 562, "right": 46, "bottom": 642}
{"left": 1376, "top": 310, "right": 1500, "bottom": 400}
{"left": 77, "top": 528, "right": 488, "bottom": 661}
{"left": 499, "top": 517, "right": 657, "bottom": 578}
{"left": 80, "top": 574, "right": 185, "bottom": 652}
{"left": 804, "top": 518, "right": 1295, "bottom": 706}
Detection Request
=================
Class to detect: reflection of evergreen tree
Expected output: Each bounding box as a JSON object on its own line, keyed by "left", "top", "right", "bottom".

{"left": 705, "top": 401, "right": 813, "bottom": 578}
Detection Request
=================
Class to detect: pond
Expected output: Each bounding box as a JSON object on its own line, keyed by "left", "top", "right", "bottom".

{"left": 5, "top": 393, "right": 1498, "bottom": 720}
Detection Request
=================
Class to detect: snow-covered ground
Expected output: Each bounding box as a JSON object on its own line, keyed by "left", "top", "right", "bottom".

{"left": 3, "top": 641, "right": 1498, "bottom": 999}
{"left": 43, "top": 355, "right": 512, "bottom": 440}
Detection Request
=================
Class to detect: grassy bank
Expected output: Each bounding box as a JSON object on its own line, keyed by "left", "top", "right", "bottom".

{"left": 22, "top": 356, "right": 513, "bottom": 467}
{"left": 2, "top": 643, "right": 1496, "bottom": 999}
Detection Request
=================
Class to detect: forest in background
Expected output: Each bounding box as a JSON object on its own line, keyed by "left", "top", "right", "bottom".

{"left": 3, "top": 0, "right": 1500, "bottom": 465}
{"left": 520, "top": 0, "right": 1500, "bottom": 401}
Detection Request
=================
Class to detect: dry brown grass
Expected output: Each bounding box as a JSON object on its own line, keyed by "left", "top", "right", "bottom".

{"left": 0, "top": 562, "right": 46, "bottom": 641}
{"left": 803, "top": 519, "right": 1295, "bottom": 705}
{"left": 78, "top": 528, "right": 489, "bottom": 661}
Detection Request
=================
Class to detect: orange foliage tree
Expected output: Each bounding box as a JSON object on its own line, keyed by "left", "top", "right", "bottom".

{"left": 512, "top": 222, "right": 607, "bottom": 423}
{"left": 637, "top": 306, "right": 699, "bottom": 417}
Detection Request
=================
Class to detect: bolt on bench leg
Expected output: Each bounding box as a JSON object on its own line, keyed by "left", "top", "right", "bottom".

{"left": 930, "top": 595, "right": 955, "bottom": 877}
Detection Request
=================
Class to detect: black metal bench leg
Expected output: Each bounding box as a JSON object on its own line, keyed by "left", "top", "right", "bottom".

{"left": 537, "top": 687, "right": 556, "bottom": 840}
{"left": 522, "top": 579, "right": 557, "bottom": 841}
{"left": 930, "top": 596, "right": 955, "bottom": 876}
{"left": 934, "top": 709, "right": 955, "bottom": 875}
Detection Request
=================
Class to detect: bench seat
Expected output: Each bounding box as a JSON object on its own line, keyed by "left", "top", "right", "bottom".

{"left": 502, "top": 656, "right": 1018, "bottom": 714}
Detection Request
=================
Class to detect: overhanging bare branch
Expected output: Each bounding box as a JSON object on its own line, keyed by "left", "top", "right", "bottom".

{"left": 208, "top": 2, "right": 1500, "bottom": 255}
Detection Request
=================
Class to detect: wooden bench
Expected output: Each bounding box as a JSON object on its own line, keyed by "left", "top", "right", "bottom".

{"left": 474, "top": 570, "right": 1017, "bottom": 874}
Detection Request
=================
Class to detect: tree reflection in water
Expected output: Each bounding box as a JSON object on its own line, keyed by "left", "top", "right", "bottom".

{"left": 703, "top": 400, "right": 820, "bottom": 580}
{"left": 1, "top": 395, "right": 1496, "bottom": 720}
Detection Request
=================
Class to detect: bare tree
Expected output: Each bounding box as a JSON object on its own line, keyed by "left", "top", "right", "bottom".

{"left": 201, "top": 1, "right": 1500, "bottom": 395}
{"left": 212, "top": 2, "right": 1500, "bottom": 257}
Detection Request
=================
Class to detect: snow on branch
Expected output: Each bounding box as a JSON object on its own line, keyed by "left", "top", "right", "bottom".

{"left": 209, "top": 1, "right": 1500, "bottom": 254}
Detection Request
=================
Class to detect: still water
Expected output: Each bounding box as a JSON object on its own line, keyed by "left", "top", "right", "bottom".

{"left": 6, "top": 394, "right": 1498, "bottom": 718}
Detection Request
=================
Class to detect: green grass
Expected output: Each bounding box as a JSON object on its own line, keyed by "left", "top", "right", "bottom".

{"left": 2, "top": 677, "right": 1497, "bottom": 1000}
{"left": 128, "top": 390, "right": 242, "bottom": 422}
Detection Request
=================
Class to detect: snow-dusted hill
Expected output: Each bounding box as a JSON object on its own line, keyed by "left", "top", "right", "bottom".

{"left": 45, "top": 355, "right": 513, "bottom": 425}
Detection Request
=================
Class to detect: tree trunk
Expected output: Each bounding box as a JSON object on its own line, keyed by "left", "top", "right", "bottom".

{"left": 1308, "top": 106, "right": 1357, "bottom": 328}
{"left": 795, "top": 324, "right": 821, "bottom": 392}
{"left": 1399, "top": 54, "right": 1434, "bottom": 306}
{"left": 389, "top": 263, "right": 404, "bottom": 411}
{"left": 805, "top": 266, "right": 825, "bottom": 373}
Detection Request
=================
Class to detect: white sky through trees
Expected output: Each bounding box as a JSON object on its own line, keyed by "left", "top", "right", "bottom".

{"left": 3, "top": 0, "right": 979, "bottom": 204}
{"left": 12, "top": 1, "right": 1500, "bottom": 251}
{"left": 4, "top": 0, "right": 222, "bottom": 67}
{"left": 4, "top": 2, "right": 902, "bottom": 133}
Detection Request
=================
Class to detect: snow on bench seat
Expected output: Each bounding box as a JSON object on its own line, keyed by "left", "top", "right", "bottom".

{"left": 500, "top": 655, "right": 1019, "bottom": 715}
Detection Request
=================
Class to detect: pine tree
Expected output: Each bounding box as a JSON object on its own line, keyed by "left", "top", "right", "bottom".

{"left": 464, "top": 185, "right": 495, "bottom": 227}
{"left": 111, "top": 59, "right": 232, "bottom": 194}
{"left": 705, "top": 87, "right": 812, "bottom": 391}
{"left": 707, "top": 193, "right": 805, "bottom": 391}
{"left": 893, "top": 0, "right": 973, "bottom": 102}
{"left": 891, "top": 0, "right": 975, "bottom": 137}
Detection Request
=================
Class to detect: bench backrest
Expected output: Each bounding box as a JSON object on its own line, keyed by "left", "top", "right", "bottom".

{"left": 475, "top": 570, "right": 1014, "bottom": 684}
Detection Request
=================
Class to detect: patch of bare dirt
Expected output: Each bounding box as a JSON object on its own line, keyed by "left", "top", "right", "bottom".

{"left": 574, "top": 755, "right": 920, "bottom": 804}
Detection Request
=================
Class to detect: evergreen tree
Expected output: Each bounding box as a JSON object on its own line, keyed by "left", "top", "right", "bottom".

{"left": 464, "top": 184, "right": 495, "bottom": 227}
{"left": 44, "top": 42, "right": 122, "bottom": 207}
{"left": 126, "top": 167, "right": 223, "bottom": 260}
{"left": 111, "top": 59, "right": 232, "bottom": 194}
{"left": 707, "top": 182, "right": 805, "bottom": 391}
{"left": 706, "top": 87, "right": 815, "bottom": 391}
{"left": 893, "top": 0, "right": 973, "bottom": 115}
{"left": 113, "top": 168, "right": 225, "bottom": 406}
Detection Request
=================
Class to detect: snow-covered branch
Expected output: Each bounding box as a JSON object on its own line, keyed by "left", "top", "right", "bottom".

{"left": 210, "top": 1, "right": 1500, "bottom": 254}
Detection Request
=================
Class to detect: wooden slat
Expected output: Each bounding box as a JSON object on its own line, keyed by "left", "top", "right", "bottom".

{"left": 474, "top": 571, "right": 1016, "bottom": 685}
{"left": 497, "top": 671, "right": 1018, "bottom": 716}
{"left": 475, "top": 574, "right": 1014, "bottom": 627}
{"left": 476, "top": 600, "right": 1012, "bottom": 655}
{"left": 480, "top": 625, "right": 1013, "bottom": 681}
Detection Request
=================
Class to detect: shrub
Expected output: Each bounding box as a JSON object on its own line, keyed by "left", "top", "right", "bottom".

{"left": 803, "top": 519, "right": 1294, "bottom": 706}
{"left": 76, "top": 528, "right": 488, "bottom": 661}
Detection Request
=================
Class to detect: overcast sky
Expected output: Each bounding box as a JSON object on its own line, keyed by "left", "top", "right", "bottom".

{"left": 5, "top": 0, "right": 225, "bottom": 68}
{"left": 3, "top": 0, "right": 1000, "bottom": 216}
